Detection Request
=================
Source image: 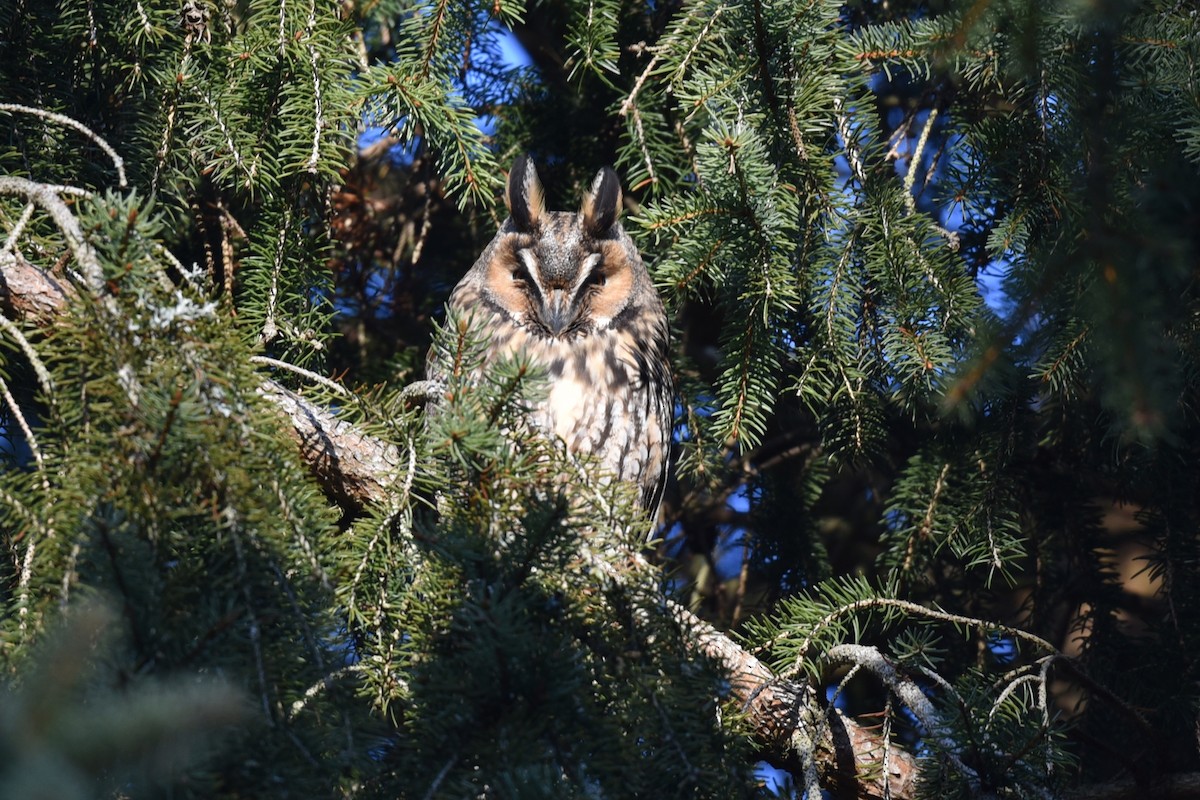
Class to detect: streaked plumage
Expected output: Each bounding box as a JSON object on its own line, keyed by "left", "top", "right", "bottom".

{"left": 440, "top": 156, "right": 673, "bottom": 521}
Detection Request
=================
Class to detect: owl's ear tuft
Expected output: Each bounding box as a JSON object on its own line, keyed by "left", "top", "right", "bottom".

{"left": 582, "top": 167, "right": 622, "bottom": 237}
{"left": 506, "top": 155, "right": 544, "bottom": 232}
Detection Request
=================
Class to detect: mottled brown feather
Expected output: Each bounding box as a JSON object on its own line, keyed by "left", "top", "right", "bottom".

{"left": 433, "top": 159, "right": 673, "bottom": 525}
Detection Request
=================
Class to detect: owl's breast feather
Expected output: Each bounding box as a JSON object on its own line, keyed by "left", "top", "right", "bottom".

{"left": 443, "top": 304, "right": 669, "bottom": 513}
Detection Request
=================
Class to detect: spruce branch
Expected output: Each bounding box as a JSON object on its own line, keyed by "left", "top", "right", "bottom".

{"left": 833, "top": 97, "right": 868, "bottom": 186}
{"left": 199, "top": 92, "right": 259, "bottom": 188}
{"left": 258, "top": 207, "right": 292, "bottom": 345}
{"left": 825, "top": 643, "right": 984, "bottom": 793}
{"left": 0, "top": 103, "right": 128, "bottom": 188}
{"left": 15, "top": 517, "right": 37, "bottom": 635}
{"left": 904, "top": 460, "right": 951, "bottom": 571}
{"left": 0, "top": 310, "right": 56, "bottom": 402}
{"left": 667, "top": 2, "right": 730, "bottom": 95}
{"left": 902, "top": 106, "right": 938, "bottom": 213}
{"left": 778, "top": 596, "right": 1058, "bottom": 681}
{"left": 230, "top": 516, "right": 275, "bottom": 725}
{"left": 303, "top": 0, "right": 324, "bottom": 176}
{"left": 286, "top": 664, "right": 360, "bottom": 722}
{"left": 622, "top": 97, "right": 659, "bottom": 188}
{"left": 747, "top": 0, "right": 785, "bottom": 150}
{"left": 417, "top": 0, "right": 452, "bottom": 81}
{"left": 0, "top": 176, "right": 103, "bottom": 292}
{"left": 150, "top": 38, "right": 193, "bottom": 197}
{"left": 272, "top": 476, "right": 332, "bottom": 591}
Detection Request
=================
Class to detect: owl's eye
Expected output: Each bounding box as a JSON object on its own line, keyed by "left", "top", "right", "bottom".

{"left": 583, "top": 266, "right": 607, "bottom": 289}
{"left": 511, "top": 265, "right": 534, "bottom": 285}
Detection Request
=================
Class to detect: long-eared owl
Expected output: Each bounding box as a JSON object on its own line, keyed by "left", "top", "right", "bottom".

{"left": 440, "top": 156, "right": 673, "bottom": 523}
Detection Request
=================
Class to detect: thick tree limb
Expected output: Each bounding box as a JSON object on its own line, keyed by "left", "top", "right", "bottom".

{"left": 0, "top": 257, "right": 403, "bottom": 511}
{"left": 256, "top": 380, "right": 402, "bottom": 511}
{"left": 0, "top": 250, "right": 72, "bottom": 321}
{"left": 682, "top": 608, "right": 918, "bottom": 798}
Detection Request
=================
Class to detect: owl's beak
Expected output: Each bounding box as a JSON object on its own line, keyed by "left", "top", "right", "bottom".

{"left": 542, "top": 288, "right": 573, "bottom": 336}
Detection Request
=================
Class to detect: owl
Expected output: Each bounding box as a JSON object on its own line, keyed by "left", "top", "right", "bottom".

{"left": 440, "top": 156, "right": 673, "bottom": 524}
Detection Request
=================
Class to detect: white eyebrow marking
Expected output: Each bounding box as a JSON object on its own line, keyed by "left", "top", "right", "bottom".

{"left": 517, "top": 248, "right": 539, "bottom": 274}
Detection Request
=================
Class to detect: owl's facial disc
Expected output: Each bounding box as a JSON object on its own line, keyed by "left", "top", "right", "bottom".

{"left": 483, "top": 208, "right": 634, "bottom": 339}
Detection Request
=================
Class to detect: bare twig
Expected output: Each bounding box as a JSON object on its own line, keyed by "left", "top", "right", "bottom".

{"left": 2, "top": 202, "right": 36, "bottom": 255}
{"left": 0, "top": 312, "right": 55, "bottom": 400}
{"left": 251, "top": 355, "right": 351, "bottom": 397}
{"left": 0, "top": 103, "right": 127, "bottom": 187}
{"left": 0, "top": 374, "right": 45, "bottom": 479}
{"left": 422, "top": 756, "right": 458, "bottom": 800}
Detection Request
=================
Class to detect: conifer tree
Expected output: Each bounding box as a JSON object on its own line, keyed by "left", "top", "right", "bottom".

{"left": 1, "top": 0, "right": 1199, "bottom": 798}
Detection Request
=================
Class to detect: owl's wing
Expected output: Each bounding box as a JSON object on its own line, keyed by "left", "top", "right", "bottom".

{"left": 636, "top": 329, "right": 675, "bottom": 539}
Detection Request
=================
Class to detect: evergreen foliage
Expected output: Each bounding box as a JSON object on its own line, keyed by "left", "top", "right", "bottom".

{"left": 339, "top": 312, "right": 753, "bottom": 796}
{"left": 0, "top": 0, "right": 1198, "bottom": 797}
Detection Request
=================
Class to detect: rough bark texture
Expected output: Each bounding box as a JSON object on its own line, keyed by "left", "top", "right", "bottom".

{"left": 0, "top": 251, "right": 71, "bottom": 321}
{"left": 682, "top": 606, "right": 918, "bottom": 798}
{"left": 257, "top": 381, "right": 402, "bottom": 511}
